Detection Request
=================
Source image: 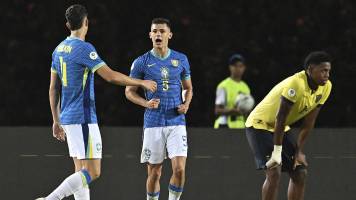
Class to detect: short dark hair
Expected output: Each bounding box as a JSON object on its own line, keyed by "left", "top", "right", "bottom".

{"left": 151, "top": 18, "right": 171, "bottom": 29}
{"left": 304, "top": 51, "right": 331, "bottom": 70}
{"left": 228, "top": 54, "right": 245, "bottom": 66}
{"left": 65, "top": 4, "right": 88, "bottom": 31}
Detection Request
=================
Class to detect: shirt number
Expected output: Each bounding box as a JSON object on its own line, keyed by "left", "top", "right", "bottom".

{"left": 59, "top": 56, "right": 68, "bottom": 87}
{"left": 163, "top": 80, "right": 169, "bottom": 91}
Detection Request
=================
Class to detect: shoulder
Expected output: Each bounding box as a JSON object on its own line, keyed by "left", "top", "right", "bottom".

{"left": 284, "top": 71, "right": 306, "bottom": 91}
{"left": 217, "top": 78, "right": 230, "bottom": 88}
{"left": 171, "top": 50, "right": 188, "bottom": 60}
{"left": 134, "top": 51, "right": 151, "bottom": 65}
{"left": 80, "top": 41, "right": 96, "bottom": 50}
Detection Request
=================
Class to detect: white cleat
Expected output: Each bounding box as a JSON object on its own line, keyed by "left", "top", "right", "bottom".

{"left": 35, "top": 198, "right": 46, "bottom": 200}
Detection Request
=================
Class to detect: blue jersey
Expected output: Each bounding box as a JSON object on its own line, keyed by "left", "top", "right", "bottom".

{"left": 130, "top": 49, "right": 191, "bottom": 128}
{"left": 51, "top": 36, "right": 106, "bottom": 125}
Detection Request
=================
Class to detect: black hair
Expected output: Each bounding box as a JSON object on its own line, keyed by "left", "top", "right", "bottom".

{"left": 151, "top": 18, "right": 171, "bottom": 29}
{"left": 304, "top": 51, "right": 331, "bottom": 70}
{"left": 65, "top": 4, "right": 88, "bottom": 31}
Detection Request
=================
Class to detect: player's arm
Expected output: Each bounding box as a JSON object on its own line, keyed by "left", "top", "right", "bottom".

{"left": 266, "top": 97, "right": 293, "bottom": 168}
{"left": 96, "top": 65, "right": 157, "bottom": 92}
{"left": 293, "top": 106, "right": 321, "bottom": 168}
{"left": 215, "top": 105, "right": 242, "bottom": 116}
{"left": 49, "top": 71, "right": 65, "bottom": 141}
{"left": 214, "top": 88, "right": 242, "bottom": 116}
{"left": 125, "top": 85, "right": 160, "bottom": 109}
{"left": 178, "top": 78, "right": 193, "bottom": 114}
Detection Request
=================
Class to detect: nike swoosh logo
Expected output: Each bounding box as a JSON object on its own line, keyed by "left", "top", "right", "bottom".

{"left": 147, "top": 63, "right": 156, "bottom": 67}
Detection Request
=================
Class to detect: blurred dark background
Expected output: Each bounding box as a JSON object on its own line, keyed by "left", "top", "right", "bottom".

{"left": 1, "top": 0, "right": 356, "bottom": 127}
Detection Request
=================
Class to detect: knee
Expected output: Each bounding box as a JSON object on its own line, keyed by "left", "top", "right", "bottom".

{"left": 266, "top": 169, "right": 281, "bottom": 183}
{"left": 290, "top": 169, "right": 307, "bottom": 185}
{"left": 172, "top": 166, "right": 185, "bottom": 179}
{"left": 148, "top": 167, "right": 162, "bottom": 181}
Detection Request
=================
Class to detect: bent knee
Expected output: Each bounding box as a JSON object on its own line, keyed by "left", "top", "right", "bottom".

{"left": 266, "top": 168, "right": 281, "bottom": 182}
{"left": 290, "top": 169, "right": 307, "bottom": 184}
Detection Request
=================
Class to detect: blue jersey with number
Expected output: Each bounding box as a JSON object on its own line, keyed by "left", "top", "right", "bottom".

{"left": 130, "top": 49, "right": 191, "bottom": 128}
{"left": 51, "top": 37, "right": 106, "bottom": 125}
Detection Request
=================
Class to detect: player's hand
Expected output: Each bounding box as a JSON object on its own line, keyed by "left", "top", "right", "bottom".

{"left": 266, "top": 145, "right": 282, "bottom": 169}
{"left": 141, "top": 80, "right": 157, "bottom": 92}
{"left": 293, "top": 151, "right": 308, "bottom": 170}
{"left": 52, "top": 122, "right": 65, "bottom": 142}
{"left": 146, "top": 98, "right": 160, "bottom": 109}
{"left": 177, "top": 104, "right": 189, "bottom": 114}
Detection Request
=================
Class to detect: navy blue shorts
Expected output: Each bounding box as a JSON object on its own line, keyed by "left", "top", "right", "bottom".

{"left": 245, "top": 127, "right": 298, "bottom": 172}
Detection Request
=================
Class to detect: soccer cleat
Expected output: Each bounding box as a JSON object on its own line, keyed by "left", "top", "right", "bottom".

{"left": 35, "top": 198, "right": 46, "bottom": 200}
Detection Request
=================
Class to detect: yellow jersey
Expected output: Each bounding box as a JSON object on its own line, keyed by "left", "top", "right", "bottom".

{"left": 245, "top": 71, "right": 332, "bottom": 132}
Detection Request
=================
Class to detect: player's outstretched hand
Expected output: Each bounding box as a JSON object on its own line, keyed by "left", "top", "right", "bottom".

{"left": 293, "top": 151, "right": 308, "bottom": 169}
{"left": 266, "top": 145, "right": 282, "bottom": 169}
{"left": 141, "top": 80, "right": 157, "bottom": 92}
{"left": 146, "top": 98, "right": 160, "bottom": 109}
{"left": 177, "top": 104, "right": 189, "bottom": 114}
{"left": 52, "top": 122, "right": 65, "bottom": 142}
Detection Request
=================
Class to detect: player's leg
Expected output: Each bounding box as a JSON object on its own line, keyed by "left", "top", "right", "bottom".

{"left": 287, "top": 166, "right": 307, "bottom": 200}
{"left": 245, "top": 127, "right": 281, "bottom": 200}
{"left": 44, "top": 124, "right": 102, "bottom": 200}
{"left": 282, "top": 133, "right": 307, "bottom": 200}
{"left": 73, "top": 158, "right": 90, "bottom": 200}
{"left": 147, "top": 163, "right": 163, "bottom": 200}
{"left": 167, "top": 126, "right": 188, "bottom": 200}
{"left": 141, "top": 127, "right": 166, "bottom": 200}
{"left": 263, "top": 167, "right": 282, "bottom": 200}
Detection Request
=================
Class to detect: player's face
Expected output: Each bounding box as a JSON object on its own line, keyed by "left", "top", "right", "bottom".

{"left": 229, "top": 61, "right": 246, "bottom": 78}
{"left": 149, "top": 23, "right": 172, "bottom": 48}
{"left": 309, "top": 62, "right": 331, "bottom": 86}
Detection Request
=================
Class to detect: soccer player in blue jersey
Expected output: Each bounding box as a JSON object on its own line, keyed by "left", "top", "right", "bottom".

{"left": 36, "top": 4, "right": 157, "bottom": 200}
{"left": 125, "top": 18, "right": 193, "bottom": 200}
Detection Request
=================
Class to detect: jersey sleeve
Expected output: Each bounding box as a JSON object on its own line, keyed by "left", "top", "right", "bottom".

{"left": 50, "top": 50, "right": 58, "bottom": 74}
{"left": 319, "top": 81, "right": 332, "bottom": 105}
{"left": 77, "top": 43, "right": 106, "bottom": 73}
{"left": 215, "top": 87, "right": 226, "bottom": 105}
{"left": 181, "top": 55, "right": 191, "bottom": 80}
{"left": 281, "top": 79, "right": 301, "bottom": 103}
{"left": 129, "top": 57, "right": 144, "bottom": 79}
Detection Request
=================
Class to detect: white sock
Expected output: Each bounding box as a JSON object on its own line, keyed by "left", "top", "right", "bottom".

{"left": 168, "top": 184, "right": 183, "bottom": 200}
{"left": 73, "top": 186, "right": 90, "bottom": 200}
{"left": 46, "top": 170, "right": 91, "bottom": 200}
{"left": 147, "top": 191, "right": 160, "bottom": 200}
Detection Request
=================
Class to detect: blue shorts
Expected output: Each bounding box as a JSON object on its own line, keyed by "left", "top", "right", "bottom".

{"left": 245, "top": 127, "right": 299, "bottom": 172}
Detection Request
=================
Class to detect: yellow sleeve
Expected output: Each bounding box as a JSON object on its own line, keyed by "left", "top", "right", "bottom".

{"left": 319, "top": 81, "right": 332, "bottom": 105}
{"left": 281, "top": 79, "right": 301, "bottom": 103}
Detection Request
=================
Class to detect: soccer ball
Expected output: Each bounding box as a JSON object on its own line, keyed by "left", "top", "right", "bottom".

{"left": 235, "top": 94, "right": 255, "bottom": 114}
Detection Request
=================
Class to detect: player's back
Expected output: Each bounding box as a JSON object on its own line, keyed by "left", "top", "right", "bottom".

{"left": 51, "top": 36, "right": 106, "bottom": 125}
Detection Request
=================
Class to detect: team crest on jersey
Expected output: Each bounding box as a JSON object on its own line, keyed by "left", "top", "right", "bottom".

{"left": 288, "top": 88, "right": 296, "bottom": 97}
{"left": 89, "top": 52, "right": 98, "bottom": 60}
{"left": 171, "top": 59, "right": 179, "bottom": 67}
{"left": 142, "top": 148, "right": 151, "bottom": 162}
{"left": 315, "top": 94, "right": 322, "bottom": 103}
{"left": 161, "top": 67, "right": 169, "bottom": 79}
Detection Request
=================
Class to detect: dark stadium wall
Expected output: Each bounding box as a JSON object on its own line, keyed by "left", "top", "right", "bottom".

{"left": 2, "top": 127, "right": 355, "bottom": 199}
